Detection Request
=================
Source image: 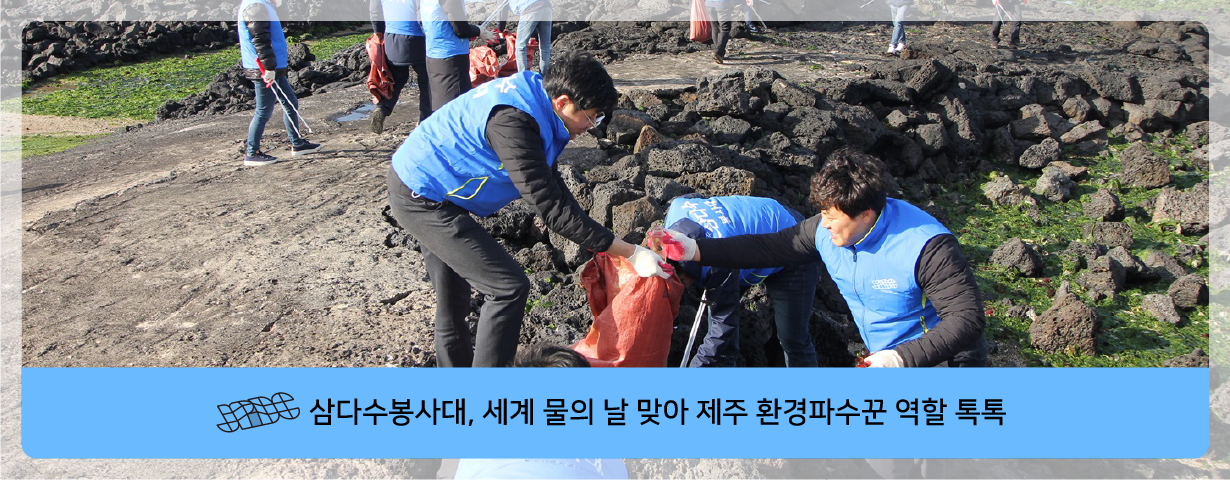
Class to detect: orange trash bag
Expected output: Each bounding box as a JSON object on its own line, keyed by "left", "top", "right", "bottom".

{"left": 469, "top": 45, "right": 499, "bottom": 87}
{"left": 571, "top": 253, "right": 685, "bottom": 368}
{"left": 366, "top": 34, "right": 395, "bottom": 103}
{"left": 498, "top": 34, "right": 539, "bottom": 76}
{"left": 689, "top": 0, "right": 712, "bottom": 42}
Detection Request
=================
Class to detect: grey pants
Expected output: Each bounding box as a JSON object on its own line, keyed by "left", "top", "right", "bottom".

{"left": 386, "top": 167, "right": 530, "bottom": 367}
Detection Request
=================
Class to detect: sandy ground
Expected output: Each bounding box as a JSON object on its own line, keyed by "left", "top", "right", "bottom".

{"left": 21, "top": 114, "right": 136, "bottom": 136}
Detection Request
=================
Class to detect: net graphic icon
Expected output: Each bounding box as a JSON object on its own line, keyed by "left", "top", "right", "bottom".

{"left": 216, "top": 392, "right": 300, "bottom": 433}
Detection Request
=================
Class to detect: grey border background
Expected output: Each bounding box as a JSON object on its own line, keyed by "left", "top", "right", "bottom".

{"left": 0, "top": 0, "right": 1223, "bottom": 477}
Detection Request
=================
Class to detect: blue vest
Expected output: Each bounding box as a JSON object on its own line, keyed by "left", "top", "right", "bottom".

{"left": 815, "top": 198, "right": 950, "bottom": 352}
{"left": 382, "top": 0, "right": 424, "bottom": 36}
{"left": 665, "top": 196, "right": 793, "bottom": 287}
{"left": 238, "top": 0, "right": 287, "bottom": 70}
{"left": 509, "top": 0, "right": 548, "bottom": 15}
{"left": 421, "top": 0, "right": 469, "bottom": 58}
{"left": 391, "top": 73, "right": 567, "bottom": 217}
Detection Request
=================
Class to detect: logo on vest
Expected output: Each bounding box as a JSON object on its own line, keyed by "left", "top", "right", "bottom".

{"left": 870, "top": 278, "right": 898, "bottom": 291}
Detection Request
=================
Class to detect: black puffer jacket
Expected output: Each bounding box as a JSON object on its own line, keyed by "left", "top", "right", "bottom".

{"left": 240, "top": 2, "right": 289, "bottom": 80}
{"left": 485, "top": 105, "right": 615, "bottom": 253}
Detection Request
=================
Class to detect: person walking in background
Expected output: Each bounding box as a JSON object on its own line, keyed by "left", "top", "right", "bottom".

{"left": 706, "top": 0, "right": 738, "bottom": 64}
{"left": 742, "top": 0, "right": 763, "bottom": 34}
{"left": 238, "top": 0, "right": 321, "bottom": 166}
{"left": 990, "top": 0, "right": 1024, "bottom": 48}
{"left": 886, "top": 0, "right": 912, "bottom": 55}
{"left": 386, "top": 53, "right": 666, "bottom": 368}
{"left": 420, "top": 0, "right": 490, "bottom": 112}
{"left": 497, "top": 0, "right": 552, "bottom": 72}
{"left": 369, "top": 0, "right": 431, "bottom": 133}
{"left": 663, "top": 195, "right": 820, "bottom": 368}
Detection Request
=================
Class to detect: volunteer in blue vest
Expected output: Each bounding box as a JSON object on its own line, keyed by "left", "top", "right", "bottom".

{"left": 659, "top": 148, "right": 988, "bottom": 368}
{"left": 496, "top": 0, "right": 552, "bottom": 73}
{"left": 420, "top": 0, "right": 490, "bottom": 112}
{"left": 664, "top": 195, "right": 820, "bottom": 368}
{"left": 238, "top": 0, "right": 322, "bottom": 166}
{"left": 369, "top": 0, "right": 431, "bottom": 133}
{"left": 386, "top": 53, "right": 668, "bottom": 368}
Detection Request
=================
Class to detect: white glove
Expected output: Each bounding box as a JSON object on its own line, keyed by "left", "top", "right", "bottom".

{"left": 261, "top": 69, "right": 276, "bottom": 85}
{"left": 863, "top": 350, "right": 904, "bottom": 368}
{"left": 628, "top": 245, "right": 669, "bottom": 279}
{"left": 992, "top": 0, "right": 1001, "bottom": 5}
{"left": 479, "top": 27, "right": 498, "bottom": 43}
{"left": 663, "top": 229, "right": 698, "bottom": 262}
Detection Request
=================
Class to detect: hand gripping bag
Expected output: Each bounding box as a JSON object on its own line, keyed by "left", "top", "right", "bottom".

{"left": 571, "top": 253, "right": 684, "bottom": 367}
{"left": 366, "top": 34, "right": 395, "bottom": 103}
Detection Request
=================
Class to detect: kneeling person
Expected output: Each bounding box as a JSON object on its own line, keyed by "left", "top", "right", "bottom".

{"left": 665, "top": 195, "right": 821, "bottom": 368}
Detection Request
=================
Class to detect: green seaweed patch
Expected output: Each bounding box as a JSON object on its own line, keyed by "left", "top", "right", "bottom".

{"left": 21, "top": 134, "right": 104, "bottom": 158}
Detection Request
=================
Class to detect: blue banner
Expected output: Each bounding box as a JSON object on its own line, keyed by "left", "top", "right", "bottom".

{"left": 22, "top": 368, "right": 1208, "bottom": 459}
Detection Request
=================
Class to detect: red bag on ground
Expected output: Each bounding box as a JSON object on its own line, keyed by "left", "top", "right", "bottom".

{"left": 571, "top": 253, "right": 684, "bottom": 368}
{"left": 366, "top": 34, "right": 394, "bottom": 103}
{"left": 689, "top": 0, "right": 712, "bottom": 42}
{"left": 469, "top": 45, "right": 499, "bottom": 87}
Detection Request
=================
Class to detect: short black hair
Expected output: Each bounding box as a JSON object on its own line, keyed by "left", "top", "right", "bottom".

{"left": 543, "top": 52, "right": 618, "bottom": 115}
{"left": 809, "top": 148, "right": 889, "bottom": 217}
{"left": 513, "top": 344, "right": 591, "bottom": 368}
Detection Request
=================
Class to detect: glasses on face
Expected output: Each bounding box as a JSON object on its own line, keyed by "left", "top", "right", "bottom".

{"left": 585, "top": 111, "right": 605, "bottom": 130}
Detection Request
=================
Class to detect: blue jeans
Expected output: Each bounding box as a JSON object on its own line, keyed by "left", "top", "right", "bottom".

{"left": 247, "top": 76, "right": 303, "bottom": 155}
{"left": 515, "top": 8, "right": 551, "bottom": 73}
{"left": 889, "top": 4, "right": 909, "bottom": 47}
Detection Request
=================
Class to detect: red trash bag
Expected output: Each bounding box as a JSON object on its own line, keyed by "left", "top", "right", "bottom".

{"left": 498, "top": 34, "right": 539, "bottom": 76}
{"left": 571, "top": 253, "right": 685, "bottom": 368}
{"left": 366, "top": 34, "right": 395, "bottom": 103}
{"left": 689, "top": 0, "right": 712, "bottom": 42}
{"left": 469, "top": 46, "right": 499, "bottom": 87}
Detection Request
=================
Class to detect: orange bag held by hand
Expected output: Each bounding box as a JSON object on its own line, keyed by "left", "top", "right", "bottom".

{"left": 571, "top": 253, "right": 684, "bottom": 367}
{"left": 689, "top": 0, "right": 712, "bottom": 43}
{"left": 366, "top": 34, "right": 394, "bottom": 103}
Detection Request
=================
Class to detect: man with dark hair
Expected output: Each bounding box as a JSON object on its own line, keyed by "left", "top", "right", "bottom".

{"left": 369, "top": 0, "right": 431, "bottom": 133}
{"left": 387, "top": 53, "right": 667, "bottom": 368}
{"left": 663, "top": 195, "right": 820, "bottom": 368}
{"left": 513, "top": 344, "right": 590, "bottom": 367}
{"left": 659, "top": 148, "right": 987, "bottom": 368}
{"left": 237, "top": 0, "right": 322, "bottom": 166}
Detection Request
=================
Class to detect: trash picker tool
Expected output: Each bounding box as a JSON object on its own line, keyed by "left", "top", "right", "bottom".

{"left": 679, "top": 291, "right": 709, "bottom": 368}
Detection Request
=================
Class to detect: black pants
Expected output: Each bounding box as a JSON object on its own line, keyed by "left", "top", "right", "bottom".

{"left": 426, "top": 54, "right": 472, "bottom": 113}
{"left": 708, "top": 3, "right": 736, "bottom": 57}
{"left": 380, "top": 35, "right": 431, "bottom": 122}
{"left": 990, "top": 2, "right": 1021, "bottom": 44}
{"left": 386, "top": 167, "right": 529, "bottom": 368}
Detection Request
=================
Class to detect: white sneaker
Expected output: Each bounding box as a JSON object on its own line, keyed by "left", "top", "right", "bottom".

{"left": 894, "top": 42, "right": 906, "bottom": 53}
{"left": 886, "top": 44, "right": 896, "bottom": 54}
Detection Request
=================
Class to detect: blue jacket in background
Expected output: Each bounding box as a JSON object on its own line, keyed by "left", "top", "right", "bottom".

{"left": 421, "top": 0, "right": 470, "bottom": 58}
{"left": 238, "top": 0, "right": 287, "bottom": 70}
{"left": 382, "top": 0, "right": 425, "bottom": 36}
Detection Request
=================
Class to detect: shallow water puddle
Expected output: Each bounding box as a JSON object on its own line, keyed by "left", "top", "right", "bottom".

{"left": 335, "top": 103, "right": 376, "bottom": 123}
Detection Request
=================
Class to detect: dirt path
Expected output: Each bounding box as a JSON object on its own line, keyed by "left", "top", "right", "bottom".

{"left": 21, "top": 114, "right": 136, "bottom": 136}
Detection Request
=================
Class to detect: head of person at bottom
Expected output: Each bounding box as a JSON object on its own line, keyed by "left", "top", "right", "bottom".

{"left": 810, "top": 148, "right": 892, "bottom": 248}
{"left": 542, "top": 52, "right": 617, "bottom": 140}
{"left": 513, "top": 344, "right": 591, "bottom": 368}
